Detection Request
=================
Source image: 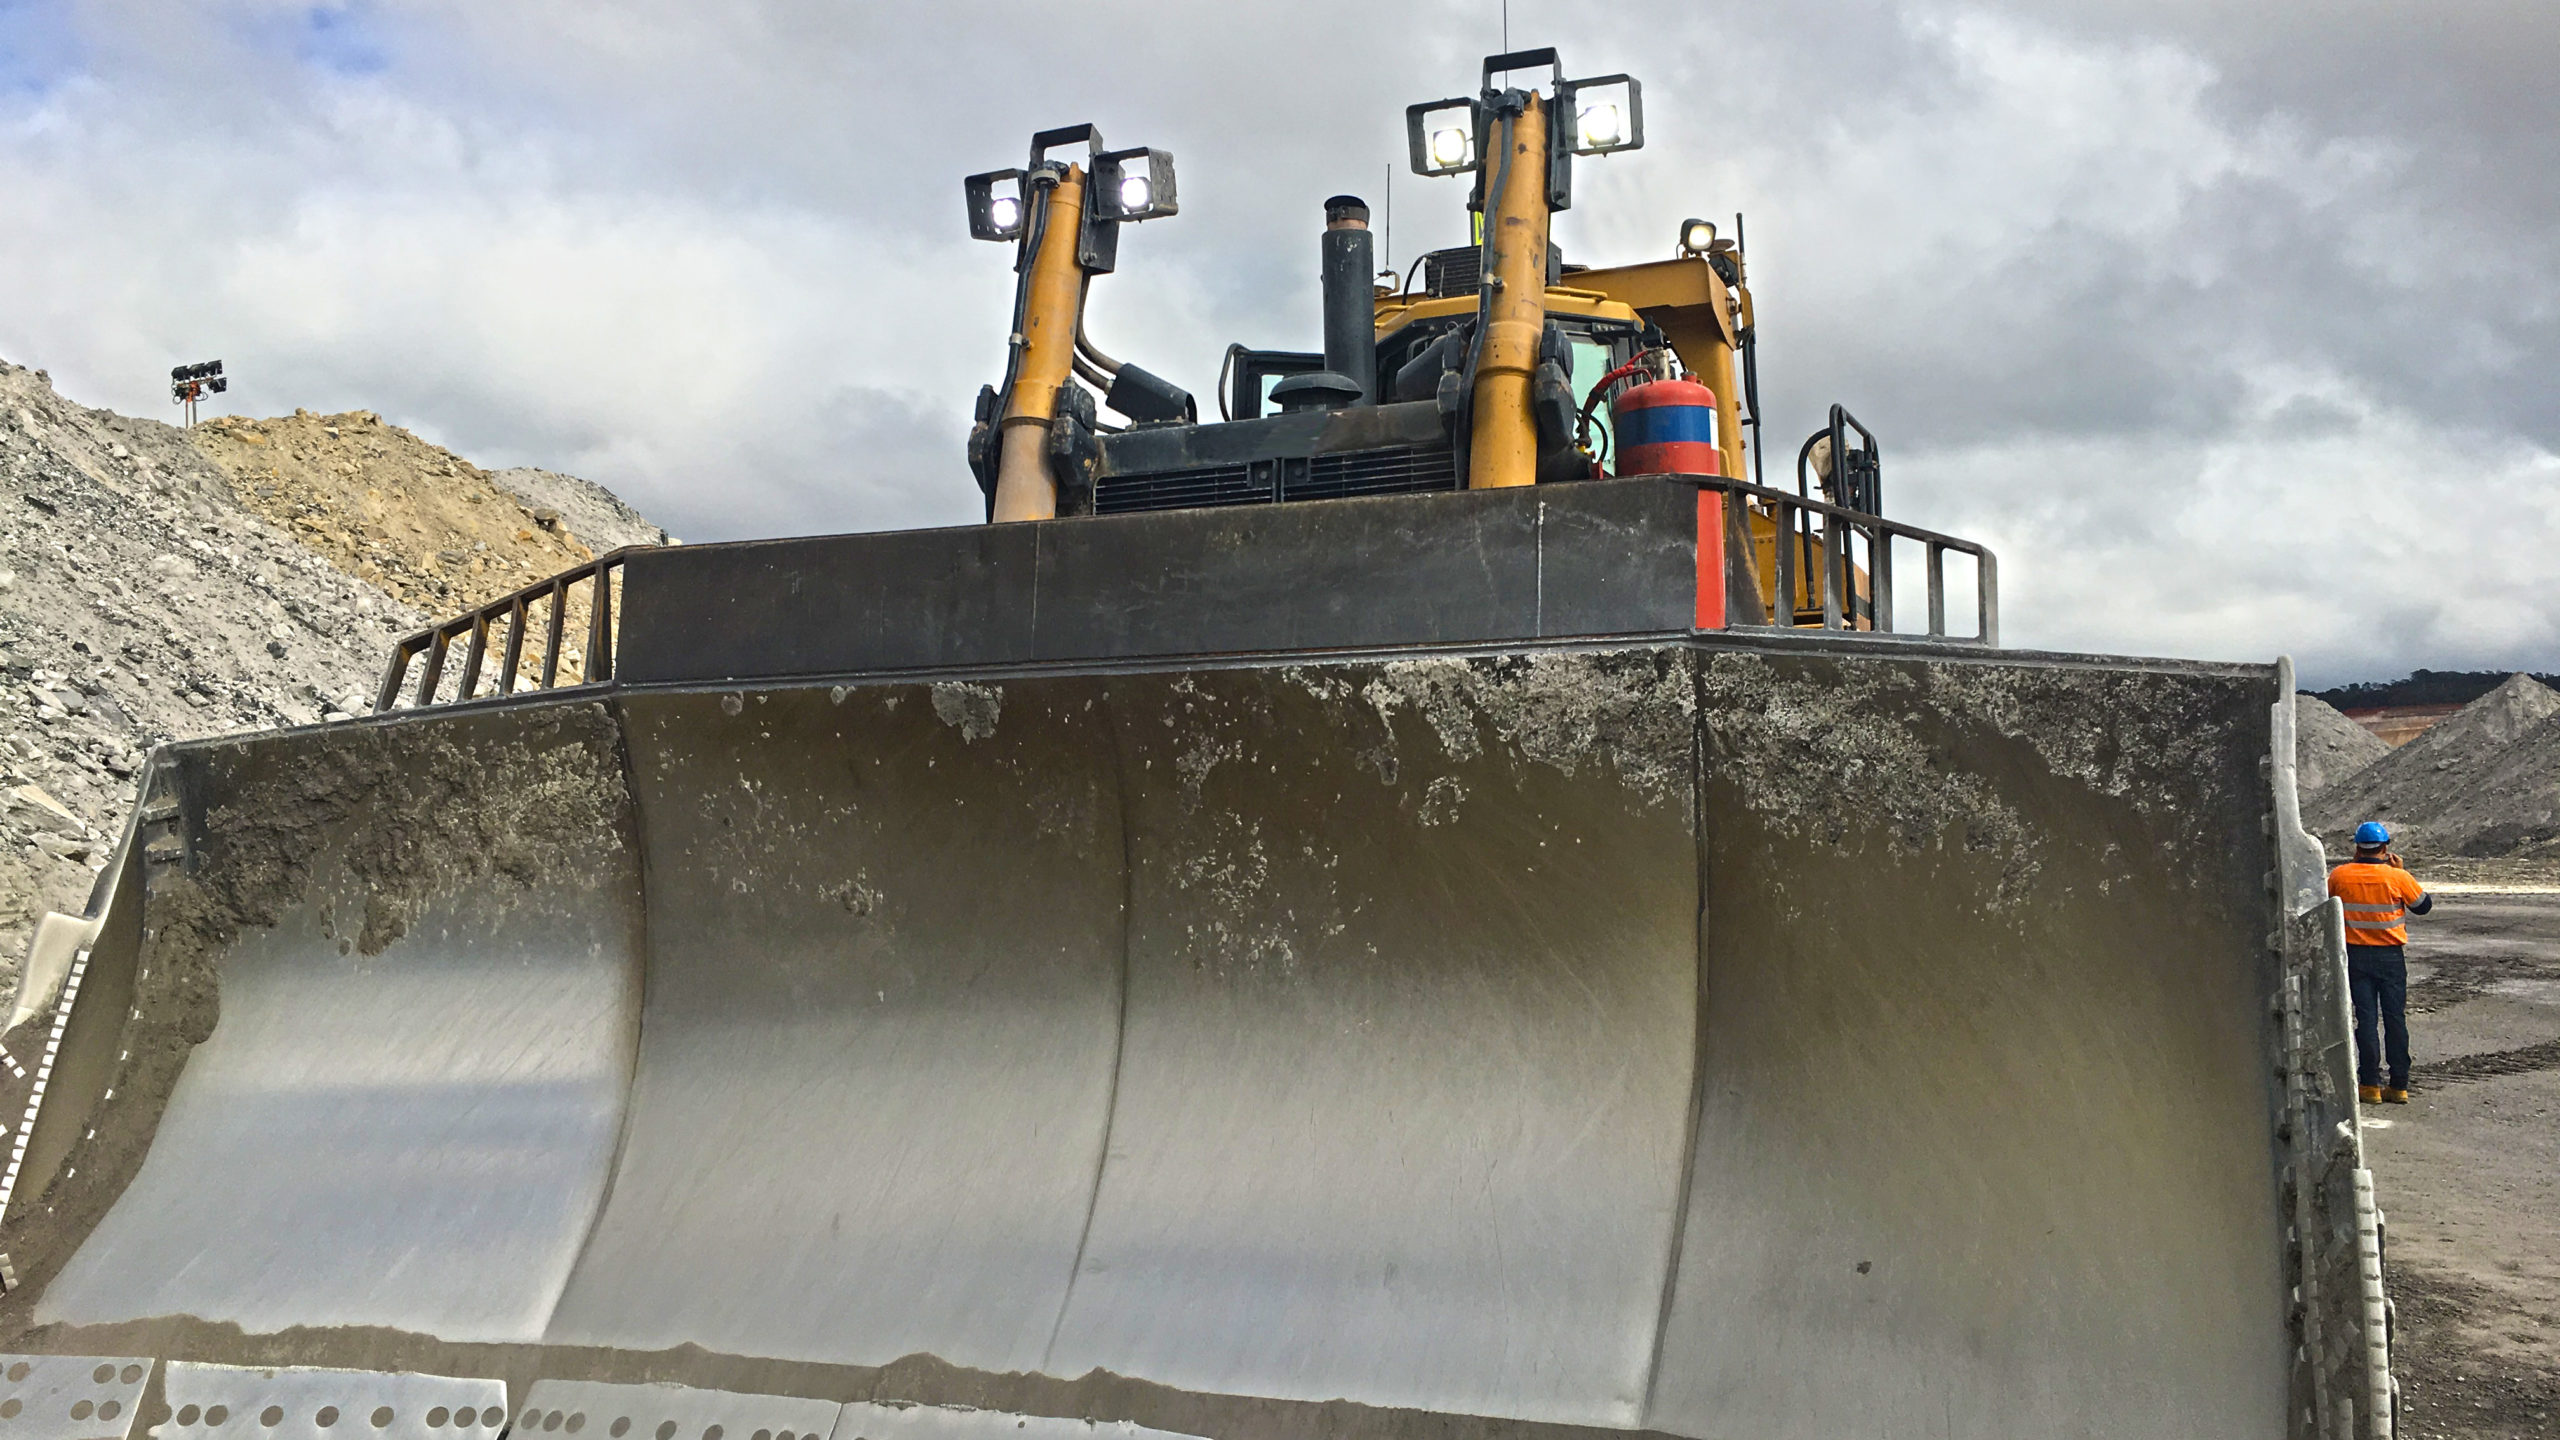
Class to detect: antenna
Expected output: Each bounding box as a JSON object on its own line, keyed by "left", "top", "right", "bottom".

{"left": 1502, "top": 0, "right": 1509, "bottom": 51}
{"left": 1733, "top": 212, "right": 1765, "bottom": 489}
{"left": 1383, "top": 162, "right": 1393, "bottom": 276}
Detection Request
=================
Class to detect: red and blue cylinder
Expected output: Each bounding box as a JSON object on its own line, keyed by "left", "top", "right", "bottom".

{"left": 1608, "top": 377, "right": 1731, "bottom": 629}
{"left": 1610, "top": 379, "right": 1722, "bottom": 476}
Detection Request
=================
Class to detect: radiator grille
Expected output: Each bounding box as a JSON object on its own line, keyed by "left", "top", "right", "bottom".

{"left": 1094, "top": 464, "right": 1271, "bottom": 515}
{"left": 1095, "top": 444, "right": 1456, "bottom": 515}
{"left": 1423, "top": 247, "right": 1480, "bottom": 299}
{"left": 1292, "top": 446, "right": 1459, "bottom": 501}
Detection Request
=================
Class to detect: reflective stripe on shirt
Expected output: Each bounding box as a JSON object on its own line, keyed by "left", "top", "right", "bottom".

{"left": 2328, "top": 860, "right": 2426, "bottom": 947}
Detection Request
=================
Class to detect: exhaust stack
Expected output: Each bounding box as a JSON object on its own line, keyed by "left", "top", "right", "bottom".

{"left": 1321, "top": 195, "right": 1377, "bottom": 404}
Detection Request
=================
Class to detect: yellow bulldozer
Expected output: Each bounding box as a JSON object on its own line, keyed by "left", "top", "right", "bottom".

{"left": 0, "top": 47, "right": 2393, "bottom": 1440}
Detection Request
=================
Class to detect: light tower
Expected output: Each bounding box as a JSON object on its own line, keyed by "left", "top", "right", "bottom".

{"left": 170, "top": 360, "right": 227, "bottom": 426}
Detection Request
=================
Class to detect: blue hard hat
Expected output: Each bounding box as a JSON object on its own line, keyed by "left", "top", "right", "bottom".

{"left": 2354, "top": 821, "right": 2391, "bottom": 847}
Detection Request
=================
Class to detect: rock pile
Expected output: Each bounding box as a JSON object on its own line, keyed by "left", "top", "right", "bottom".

{"left": 0, "top": 356, "right": 668, "bottom": 976}
{"left": 188, "top": 410, "right": 666, "bottom": 619}
{"left": 2307, "top": 674, "right": 2560, "bottom": 858}
{"left": 489, "top": 467, "right": 671, "bottom": 554}
{"left": 2294, "top": 692, "right": 2390, "bottom": 797}
{"left": 0, "top": 360, "right": 421, "bottom": 966}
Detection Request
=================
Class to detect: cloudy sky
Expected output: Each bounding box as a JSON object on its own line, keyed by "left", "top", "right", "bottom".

{"left": 2, "top": 0, "right": 2554, "bottom": 686}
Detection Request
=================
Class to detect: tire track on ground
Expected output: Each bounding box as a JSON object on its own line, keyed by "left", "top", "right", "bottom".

{"left": 2420, "top": 1037, "right": 2560, "bottom": 1085}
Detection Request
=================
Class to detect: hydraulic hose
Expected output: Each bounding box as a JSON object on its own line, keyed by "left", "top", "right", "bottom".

{"left": 993, "top": 169, "right": 1058, "bottom": 412}
{"left": 1216, "top": 342, "right": 1246, "bottom": 422}
{"left": 1573, "top": 355, "right": 1655, "bottom": 471}
{"left": 1456, "top": 106, "right": 1519, "bottom": 407}
{"left": 1073, "top": 275, "right": 1125, "bottom": 376}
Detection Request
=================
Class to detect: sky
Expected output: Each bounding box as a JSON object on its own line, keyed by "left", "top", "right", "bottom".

{"left": 1, "top": 0, "right": 2554, "bottom": 687}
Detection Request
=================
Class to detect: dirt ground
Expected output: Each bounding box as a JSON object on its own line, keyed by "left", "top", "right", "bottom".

{"left": 2364, "top": 879, "right": 2560, "bottom": 1438}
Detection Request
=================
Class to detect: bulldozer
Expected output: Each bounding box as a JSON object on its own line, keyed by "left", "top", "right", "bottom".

{"left": 0, "top": 46, "right": 2394, "bottom": 1440}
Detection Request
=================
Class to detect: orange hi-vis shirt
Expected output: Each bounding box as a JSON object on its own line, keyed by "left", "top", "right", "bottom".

{"left": 2328, "top": 861, "right": 2428, "bottom": 947}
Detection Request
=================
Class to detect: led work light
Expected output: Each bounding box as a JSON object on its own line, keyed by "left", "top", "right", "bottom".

{"left": 1091, "top": 146, "right": 1178, "bottom": 222}
{"left": 1559, "top": 75, "right": 1642, "bottom": 155}
{"left": 1406, "top": 53, "right": 1643, "bottom": 183}
{"left": 966, "top": 131, "right": 1177, "bottom": 247}
{"left": 1405, "top": 98, "right": 1478, "bottom": 177}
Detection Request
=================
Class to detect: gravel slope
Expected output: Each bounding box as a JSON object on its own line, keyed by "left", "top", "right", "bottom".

{"left": 2309, "top": 674, "right": 2560, "bottom": 857}
{"left": 189, "top": 409, "right": 647, "bottom": 616}
{"left": 0, "top": 360, "right": 421, "bottom": 972}
{"left": 2297, "top": 690, "right": 2390, "bottom": 796}
{"left": 0, "top": 357, "right": 668, "bottom": 980}
{"left": 490, "top": 466, "right": 672, "bottom": 553}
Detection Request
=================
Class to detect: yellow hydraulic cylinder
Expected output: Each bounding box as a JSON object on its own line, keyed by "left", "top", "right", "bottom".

{"left": 992, "top": 166, "right": 1089, "bottom": 523}
{"left": 1467, "top": 96, "right": 1549, "bottom": 490}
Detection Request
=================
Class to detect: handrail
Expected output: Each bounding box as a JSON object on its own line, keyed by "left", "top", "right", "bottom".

{"left": 1680, "top": 473, "right": 1999, "bottom": 646}
{"left": 369, "top": 475, "right": 1994, "bottom": 715}
{"left": 374, "top": 550, "right": 632, "bottom": 713}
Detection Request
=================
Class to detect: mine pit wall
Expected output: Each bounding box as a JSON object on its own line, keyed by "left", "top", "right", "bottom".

{"left": 0, "top": 642, "right": 2300, "bottom": 1439}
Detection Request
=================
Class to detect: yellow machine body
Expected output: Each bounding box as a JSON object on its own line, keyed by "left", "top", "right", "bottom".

{"left": 1376, "top": 252, "right": 1868, "bottom": 626}
{"left": 1465, "top": 93, "right": 1552, "bottom": 489}
{"left": 991, "top": 164, "right": 1091, "bottom": 522}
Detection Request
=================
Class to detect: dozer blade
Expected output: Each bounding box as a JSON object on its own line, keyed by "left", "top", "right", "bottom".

{"left": 0, "top": 485, "right": 2378, "bottom": 1439}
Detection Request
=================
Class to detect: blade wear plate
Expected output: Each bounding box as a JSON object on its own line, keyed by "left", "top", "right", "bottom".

{"left": 158, "top": 1366, "right": 506, "bottom": 1440}
{"left": 1643, "top": 652, "right": 2289, "bottom": 1439}
{"left": 1039, "top": 653, "right": 1700, "bottom": 1424}
{"left": 0, "top": 1356, "right": 152, "bottom": 1440}
{"left": 518, "top": 1382, "right": 841, "bottom": 1440}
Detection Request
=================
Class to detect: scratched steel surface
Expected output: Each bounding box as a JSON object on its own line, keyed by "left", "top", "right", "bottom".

{"left": 541, "top": 682, "right": 1131, "bottom": 1370}
{"left": 33, "top": 715, "right": 644, "bottom": 1341}
{"left": 1040, "top": 659, "right": 1701, "bottom": 1426}
{"left": 13, "top": 647, "right": 2301, "bottom": 1440}
{"left": 545, "top": 657, "right": 1702, "bottom": 1423}
{"left": 833, "top": 1403, "right": 1201, "bottom": 1440}
{"left": 516, "top": 1380, "right": 841, "bottom": 1440}
{"left": 1641, "top": 651, "right": 2292, "bottom": 1439}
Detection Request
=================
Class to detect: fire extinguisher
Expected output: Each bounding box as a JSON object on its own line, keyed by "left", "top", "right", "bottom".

{"left": 1609, "top": 375, "right": 1721, "bottom": 477}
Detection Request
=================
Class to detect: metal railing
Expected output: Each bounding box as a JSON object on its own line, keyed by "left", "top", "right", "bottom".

{"left": 366, "top": 475, "right": 1990, "bottom": 716}
{"left": 1692, "top": 474, "right": 1999, "bottom": 645}
{"left": 374, "top": 551, "right": 628, "bottom": 713}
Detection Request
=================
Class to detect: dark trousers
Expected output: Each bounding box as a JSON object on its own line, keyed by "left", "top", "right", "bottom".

{"left": 2347, "top": 944, "right": 2410, "bottom": 1089}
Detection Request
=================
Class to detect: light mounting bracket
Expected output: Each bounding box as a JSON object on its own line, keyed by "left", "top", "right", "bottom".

{"left": 1404, "top": 50, "right": 1642, "bottom": 215}
{"left": 965, "top": 124, "right": 1177, "bottom": 275}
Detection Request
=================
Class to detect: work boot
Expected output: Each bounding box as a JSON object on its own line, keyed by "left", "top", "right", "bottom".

{"left": 2359, "top": 1085, "right": 2382, "bottom": 1104}
{"left": 2381, "top": 1086, "right": 2410, "bottom": 1104}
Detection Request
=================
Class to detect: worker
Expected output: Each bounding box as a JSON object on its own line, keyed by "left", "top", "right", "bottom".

{"left": 2327, "top": 821, "right": 2432, "bottom": 1104}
